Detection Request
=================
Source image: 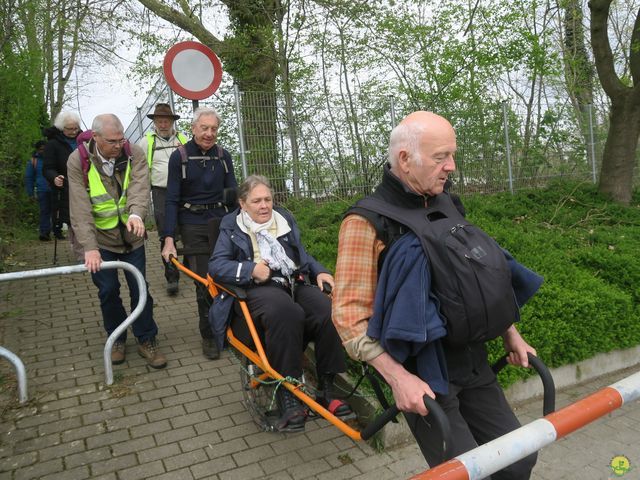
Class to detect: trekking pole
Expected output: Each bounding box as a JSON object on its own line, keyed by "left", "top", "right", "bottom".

{"left": 52, "top": 190, "right": 61, "bottom": 265}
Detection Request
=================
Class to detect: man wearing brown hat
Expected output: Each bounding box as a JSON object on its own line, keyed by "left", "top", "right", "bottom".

{"left": 138, "top": 103, "right": 188, "bottom": 295}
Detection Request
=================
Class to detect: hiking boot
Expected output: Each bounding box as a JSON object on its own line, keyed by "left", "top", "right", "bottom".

{"left": 317, "top": 373, "right": 353, "bottom": 418}
{"left": 202, "top": 338, "right": 220, "bottom": 360}
{"left": 39, "top": 234, "right": 51, "bottom": 241}
{"left": 166, "top": 281, "right": 179, "bottom": 296}
{"left": 275, "top": 386, "right": 306, "bottom": 432}
{"left": 138, "top": 338, "right": 167, "bottom": 369}
{"left": 111, "top": 341, "right": 126, "bottom": 365}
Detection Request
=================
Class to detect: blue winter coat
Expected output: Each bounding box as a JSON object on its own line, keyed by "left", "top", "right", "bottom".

{"left": 207, "top": 206, "right": 330, "bottom": 350}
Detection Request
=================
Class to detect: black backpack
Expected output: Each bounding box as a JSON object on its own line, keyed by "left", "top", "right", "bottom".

{"left": 354, "top": 193, "right": 518, "bottom": 346}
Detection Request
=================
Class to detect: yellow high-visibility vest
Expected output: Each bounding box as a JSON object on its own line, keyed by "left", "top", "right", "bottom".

{"left": 146, "top": 131, "right": 188, "bottom": 169}
{"left": 88, "top": 161, "right": 131, "bottom": 230}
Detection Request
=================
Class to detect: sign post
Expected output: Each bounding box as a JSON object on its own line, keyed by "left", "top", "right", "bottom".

{"left": 163, "top": 41, "right": 223, "bottom": 112}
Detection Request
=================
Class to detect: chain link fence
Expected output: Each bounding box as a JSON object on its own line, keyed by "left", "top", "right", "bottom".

{"left": 126, "top": 80, "right": 615, "bottom": 199}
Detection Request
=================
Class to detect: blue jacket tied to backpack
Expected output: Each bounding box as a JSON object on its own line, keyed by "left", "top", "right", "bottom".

{"left": 367, "top": 232, "right": 449, "bottom": 394}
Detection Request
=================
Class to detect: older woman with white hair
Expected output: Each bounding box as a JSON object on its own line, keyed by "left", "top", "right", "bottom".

{"left": 43, "top": 111, "right": 82, "bottom": 250}
{"left": 209, "top": 175, "right": 352, "bottom": 432}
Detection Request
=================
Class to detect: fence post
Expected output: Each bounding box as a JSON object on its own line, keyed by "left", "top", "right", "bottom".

{"left": 587, "top": 104, "right": 597, "bottom": 184}
{"left": 502, "top": 101, "right": 514, "bottom": 194}
{"left": 136, "top": 107, "right": 144, "bottom": 140}
{"left": 234, "top": 84, "right": 248, "bottom": 179}
{"left": 167, "top": 85, "right": 176, "bottom": 115}
{"left": 389, "top": 96, "right": 397, "bottom": 128}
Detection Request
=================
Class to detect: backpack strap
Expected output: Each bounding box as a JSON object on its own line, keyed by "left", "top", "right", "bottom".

{"left": 178, "top": 144, "right": 188, "bottom": 180}
{"left": 348, "top": 201, "right": 408, "bottom": 272}
{"left": 76, "top": 130, "right": 94, "bottom": 188}
{"left": 217, "top": 145, "right": 229, "bottom": 174}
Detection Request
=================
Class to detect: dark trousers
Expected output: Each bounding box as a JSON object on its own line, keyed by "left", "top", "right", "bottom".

{"left": 37, "top": 191, "right": 53, "bottom": 236}
{"left": 180, "top": 223, "right": 214, "bottom": 338}
{"left": 152, "top": 187, "right": 179, "bottom": 285}
{"left": 404, "top": 361, "right": 537, "bottom": 479}
{"left": 243, "top": 283, "right": 346, "bottom": 378}
{"left": 90, "top": 246, "right": 158, "bottom": 343}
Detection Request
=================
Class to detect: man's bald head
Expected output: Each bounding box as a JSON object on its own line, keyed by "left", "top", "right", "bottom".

{"left": 388, "top": 111, "right": 457, "bottom": 196}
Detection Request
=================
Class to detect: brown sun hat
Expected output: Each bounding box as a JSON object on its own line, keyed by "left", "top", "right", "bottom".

{"left": 147, "top": 103, "right": 180, "bottom": 120}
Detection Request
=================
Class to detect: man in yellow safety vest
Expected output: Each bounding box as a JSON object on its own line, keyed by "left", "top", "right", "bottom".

{"left": 68, "top": 113, "right": 167, "bottom": 369}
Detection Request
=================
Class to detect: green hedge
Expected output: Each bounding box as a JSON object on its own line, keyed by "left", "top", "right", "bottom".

{"left": 287, "top": 180, "right": 640, "bottom": 388}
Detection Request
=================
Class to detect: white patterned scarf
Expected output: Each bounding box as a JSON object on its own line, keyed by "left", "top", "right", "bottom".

{"left": 241, "top": 210, "right": 296, "bottom": 276}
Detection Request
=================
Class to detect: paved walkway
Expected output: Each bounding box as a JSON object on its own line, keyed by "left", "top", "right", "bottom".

{"left": 0, "top": 233, "right": 638, "bottom": 480}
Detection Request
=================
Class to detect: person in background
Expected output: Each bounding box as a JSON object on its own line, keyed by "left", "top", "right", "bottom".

{"left": 25, "top": 140, "right": 53, "bottom": 241}
{"left": 68, "top": 113, "right": 167, "bottom": 369}
{"left": 43, "top": 111, "right": 82, "bottom": 257}
{"left": 137, "top": 103, "right": 188, "bottom": 296}
{"left": 209, "top": 175, "right": 352, "bottom": 432}
{"left": 161, "top": 107, "right": 237, "bottom": 360}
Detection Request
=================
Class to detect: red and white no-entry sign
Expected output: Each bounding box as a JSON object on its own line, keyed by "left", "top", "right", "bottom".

{"left": 163, "top": 41, "right": 223, "bottom": 100}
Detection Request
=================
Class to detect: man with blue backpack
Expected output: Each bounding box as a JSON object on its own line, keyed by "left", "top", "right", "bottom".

{"left": 68, "top": 113, "right": 167, "bottom": 370}
{"left": 333, "top": 111, "right": 542, "bottom": 479}
{"left": 25, "top": 140, "right": 54, "bottom": 241}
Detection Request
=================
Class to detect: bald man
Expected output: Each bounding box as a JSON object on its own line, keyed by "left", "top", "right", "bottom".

{"left": 332, "top": 112, "right": 538, "bottom": 478}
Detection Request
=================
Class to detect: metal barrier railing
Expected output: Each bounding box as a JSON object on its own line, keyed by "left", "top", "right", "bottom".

{"left": 0, "top": 346, "right": 28, "bottom": 403}
{"left": 410, "top": 369, "right": 640, "bottom": 480}
{"left": 0, "top": 261, "right": 148, "bottom": 403}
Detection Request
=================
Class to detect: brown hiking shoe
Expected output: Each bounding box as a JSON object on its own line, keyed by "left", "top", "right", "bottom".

{"left": 111, "top": 341, "right": 126, "bottom": 365}
{"left": 138, "top": 338, "right": 167, "bottom": 369}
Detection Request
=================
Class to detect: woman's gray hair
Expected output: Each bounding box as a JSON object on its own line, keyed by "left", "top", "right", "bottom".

{"left": 192, "top": 107, "right": 222, "bottom": 127}
{"left": 92, "top": 114, "right": 124, "bottom": 135}
{"left": 53, "top": 111, "right": 81, "bottom": 130}
{"left": 388, "top": 121, "right": 427, "bottom": 167}
{"left": 238, "top": 174, "right": 272, "bottom": 202}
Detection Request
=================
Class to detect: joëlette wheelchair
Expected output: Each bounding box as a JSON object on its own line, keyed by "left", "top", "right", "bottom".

{"left": 170, "top": 213, "right": 556, "bottom": 467}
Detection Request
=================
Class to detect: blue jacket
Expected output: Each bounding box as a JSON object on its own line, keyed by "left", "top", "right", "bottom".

{"left": 25, "top": 153, "right": 51, "bottom": 195}
{"left": 367, "top": 232, "right": 449, "bottom": 394}
{"left": 207, "top": 206, "right": 330, "bottom": 349}
{"left": 164, "top": 139, "right": 237, "bottom": 238}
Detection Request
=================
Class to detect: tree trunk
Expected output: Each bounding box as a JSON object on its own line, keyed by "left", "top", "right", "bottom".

{"left": 598, "top": 97, "right": 640, "bottom": 203}
{"left": 589, "top": 0, "right": 640, "bottom": 203}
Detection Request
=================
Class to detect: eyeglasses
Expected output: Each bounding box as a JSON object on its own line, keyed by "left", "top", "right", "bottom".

{"left": 63, "top": 125, "right": 79, "bottom": 132}
{"left": 101, "top": 137, "right": 126, "bottom": 145}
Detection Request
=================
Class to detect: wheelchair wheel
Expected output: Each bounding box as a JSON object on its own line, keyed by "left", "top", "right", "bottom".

{"left": 239, "top": 356, "right": 280, "bottom": 432}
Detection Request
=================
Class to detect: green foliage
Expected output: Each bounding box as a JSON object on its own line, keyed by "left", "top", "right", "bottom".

{"left": 0, "top": 4, "right": 49, "bottom": 251}
{"left": 291, "top": 180, "right": 640, "bottom": 388}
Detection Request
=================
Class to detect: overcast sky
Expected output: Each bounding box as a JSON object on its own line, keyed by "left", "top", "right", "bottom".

{"left": 74, "top": 62, "right": 143, "bottom": 132}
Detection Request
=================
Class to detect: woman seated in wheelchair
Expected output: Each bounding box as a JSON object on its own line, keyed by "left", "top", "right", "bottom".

{"left": 209, "top": 174, "right": 352, "bottom": 432}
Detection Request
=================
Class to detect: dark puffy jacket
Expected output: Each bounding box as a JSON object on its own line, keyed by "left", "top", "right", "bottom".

{"left": 43, "top": 126, "right": 81, "bottom": 224}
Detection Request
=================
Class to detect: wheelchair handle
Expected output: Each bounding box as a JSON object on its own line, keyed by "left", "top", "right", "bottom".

{"left": 361, "top": 395, "right": 453, "bottom": 462}
{"left": 492, "top": 352, "right": 556, "bottom": 415}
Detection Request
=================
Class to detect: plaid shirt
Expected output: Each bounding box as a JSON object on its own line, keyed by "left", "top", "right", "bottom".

{"left": 332, "top": 214, "right": 387, "bottom": 361}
